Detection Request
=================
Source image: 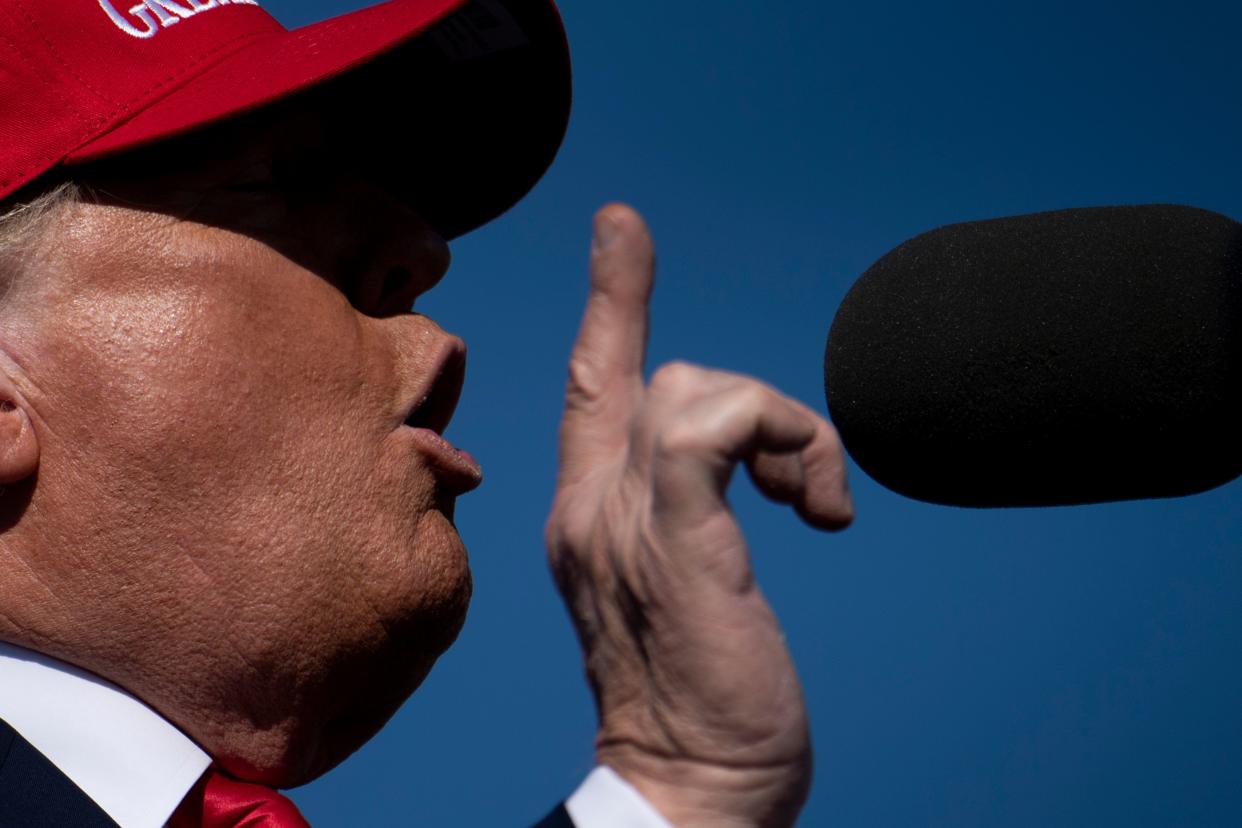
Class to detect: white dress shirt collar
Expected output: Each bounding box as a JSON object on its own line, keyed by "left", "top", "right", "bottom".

{"left": 567, "top": 766, "right": 675, "bottom": 828}
{"left": 0, "top": 641, "right": 211, "bottom": 828}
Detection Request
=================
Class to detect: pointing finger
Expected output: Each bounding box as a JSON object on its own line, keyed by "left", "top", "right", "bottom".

{"left": 557, "top": 204, "right": 655, "bottom": 488}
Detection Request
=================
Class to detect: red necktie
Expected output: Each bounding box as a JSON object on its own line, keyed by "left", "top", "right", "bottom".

{"left": 169, "top": 767, "right": 311, "bottom": 828}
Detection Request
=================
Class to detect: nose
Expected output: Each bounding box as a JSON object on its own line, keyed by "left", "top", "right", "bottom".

{"left": 331, "top": 177, "right": 452, "bottom": 317}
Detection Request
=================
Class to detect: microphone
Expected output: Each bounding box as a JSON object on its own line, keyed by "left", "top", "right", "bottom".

{"left": 823, "top": 204, "right": 1242, "bottom": 507}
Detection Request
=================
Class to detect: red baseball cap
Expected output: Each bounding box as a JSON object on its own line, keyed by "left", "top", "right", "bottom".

{"left": 0, "top": 0, "right": 570, "bottom": 238}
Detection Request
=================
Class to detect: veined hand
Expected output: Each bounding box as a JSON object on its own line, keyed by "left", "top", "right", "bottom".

{"left": 545, "top": 204, "right": 854, "bottom": 828}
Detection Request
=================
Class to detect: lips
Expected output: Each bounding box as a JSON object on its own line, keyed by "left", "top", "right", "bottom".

{"left": 402, "top": 337, "right": 481, "bottom": 494}
{"left": 403, "top": 340, "right": 466, "bottom": 436}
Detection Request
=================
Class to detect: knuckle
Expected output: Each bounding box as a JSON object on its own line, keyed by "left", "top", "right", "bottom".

{"left": 565, "top": 354, "right": 607, "bottom": 401}
{"left": 544, "top": 517, "right": 582, "bottom": 590}
{"left": 544, "top": 501, "right": 578, "bottom": 550}
{"left": 544, "top": 494, "right": 579, "bottom": 541}
{"left": 649, "top": 360, "right": 701, "bottom": 394}
{"left": 543, "top": 510, "right": 564, "bottom": 551}
{"left": 708, "top": 382, "right": 776, "bottom": 428}
{"left": 806, "top": 417, "right": 846, "bottom": 463}
{"left": 730, "top": 381, "right": 776, "bottom": 412}
{"left": 822, "top": 420, "right": 846, "bottom": 453}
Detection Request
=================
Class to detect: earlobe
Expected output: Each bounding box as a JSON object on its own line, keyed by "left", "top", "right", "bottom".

{"left": 0, "top": 397, "right": 39, "bottom": 484}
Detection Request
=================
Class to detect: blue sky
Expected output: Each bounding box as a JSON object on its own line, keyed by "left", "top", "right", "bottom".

{"left": 263, "top": 1, "right": 1242, "bottom": 825}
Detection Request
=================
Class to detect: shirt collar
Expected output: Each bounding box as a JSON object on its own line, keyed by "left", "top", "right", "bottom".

{"left": 0, "top": 641, "right": 211, "bottom": 828}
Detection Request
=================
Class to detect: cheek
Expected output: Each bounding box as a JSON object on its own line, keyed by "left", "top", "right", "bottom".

{"left": 38, "top": 275, "right": 468, "bottom": 628}
{"left": 68, "top": 268, "right": 369, "bottom": 453}
{"left": 35, "top": 270, "right": 389, "bottom": 549}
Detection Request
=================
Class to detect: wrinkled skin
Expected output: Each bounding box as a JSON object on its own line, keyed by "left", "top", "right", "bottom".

{"left": 0, "top": 102, "right": 856, "bottom": 825}
{"left": 0, "top": 104, "right": 477, "bottom": 785}
{"left": 547, "top": 207, "right": 854, "bottom": 827}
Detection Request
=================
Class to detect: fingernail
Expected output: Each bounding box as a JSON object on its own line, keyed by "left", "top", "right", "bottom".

{"left": 593, "top": 215, "right": 619, "bottom": 252}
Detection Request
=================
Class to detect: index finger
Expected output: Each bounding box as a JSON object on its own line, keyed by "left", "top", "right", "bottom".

{"left": 557, "top": 204, "right": 655, "bottom": 487}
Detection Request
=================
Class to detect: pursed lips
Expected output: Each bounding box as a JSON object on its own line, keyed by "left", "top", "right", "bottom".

{"left": 401, "top": 336, "right": 482, "bottom": 495}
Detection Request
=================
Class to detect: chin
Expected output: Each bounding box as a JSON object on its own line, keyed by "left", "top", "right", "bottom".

{"left": 280, "top": 562, "right": 474, "bottom": 788}
{"left": 216, "top": 518, "right": 475, "bottom": 788}
{"left": 222, "top": 619, "right": 469, "bottom": 788}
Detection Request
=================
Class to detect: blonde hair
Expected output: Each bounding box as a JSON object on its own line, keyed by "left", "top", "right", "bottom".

{"left": 0, "top": 182, "right": 80, "bottom": 260}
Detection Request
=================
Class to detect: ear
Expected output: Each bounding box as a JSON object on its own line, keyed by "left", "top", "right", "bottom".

{"left": 0, "top": 386, "right": 39, "bottom": 485}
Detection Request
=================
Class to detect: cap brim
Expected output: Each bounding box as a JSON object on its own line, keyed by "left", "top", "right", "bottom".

{"left": 64, "top": 0, "right": 570, "bottom": 240}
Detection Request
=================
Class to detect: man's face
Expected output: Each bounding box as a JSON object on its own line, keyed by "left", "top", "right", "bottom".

{"left": 3, "top": 104, "right": 479, "bottom": 782}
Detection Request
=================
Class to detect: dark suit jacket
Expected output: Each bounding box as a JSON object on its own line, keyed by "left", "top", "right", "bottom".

{"left": 0, "top": 717, "right": 116, "bottom": 827}
{"left": 0, "top": 717, "right": 575, "bottom": 827}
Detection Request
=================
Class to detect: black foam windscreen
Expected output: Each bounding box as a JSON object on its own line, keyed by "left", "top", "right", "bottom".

{"left": 824, "top": 205, "right": 1242, "bottom": 507}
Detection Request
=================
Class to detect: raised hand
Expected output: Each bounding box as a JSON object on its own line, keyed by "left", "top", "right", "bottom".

{"left": 545, "top": 205, "right": 854, "bottom": 828}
